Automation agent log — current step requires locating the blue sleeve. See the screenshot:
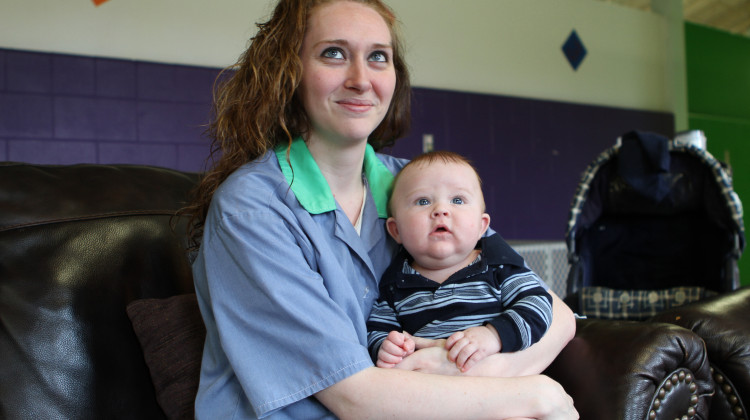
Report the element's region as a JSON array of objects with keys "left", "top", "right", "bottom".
[
  {"left": 366, "top": 293, "right": 401, "bottom": 362},
  {"left": 486, "top": 266, "right": 553, "bottom": 352}
]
